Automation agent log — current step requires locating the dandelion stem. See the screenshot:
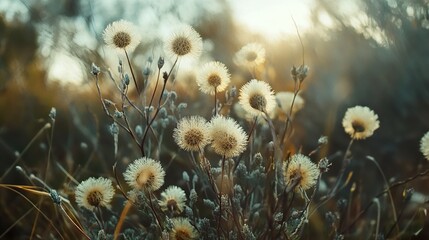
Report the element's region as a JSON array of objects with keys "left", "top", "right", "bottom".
[
  {"left": 124, "top": 49, "right": 140, "bottom": 94},
  {"left": 147, "top": 67, "right": 161, "bottom": 116},
  {"left": 330, "top": 139, "right": 354, "bottom": 196},
  {"left": 214, "top": 87, "right": 218, "bottom": 116},
  {"left": 280, "top": 80, "right": 302, "bottom": 148},
  {"left": 217, "top": 155, "right": 226, "bottom": 235},
  {"left": 367, "top": 156, "right": 399, "bottom": 235},
  {"left": 373, "top": 198, "right": 381, "bottom": 238}
]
